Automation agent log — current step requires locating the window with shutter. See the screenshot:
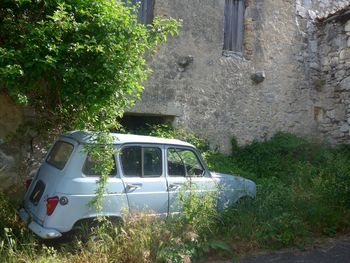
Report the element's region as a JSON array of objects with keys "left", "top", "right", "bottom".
[
  {"left": 223, "top": 0, "right": 245, "bottom": 54},
  {"left": 131, "top": 0, "right": 155, "bottom": 24}
]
